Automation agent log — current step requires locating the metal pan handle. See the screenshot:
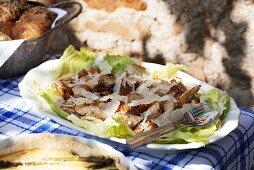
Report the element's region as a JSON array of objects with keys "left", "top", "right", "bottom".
[{"left": 50, "top": 1, "right": 82, "bottom": 30}]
